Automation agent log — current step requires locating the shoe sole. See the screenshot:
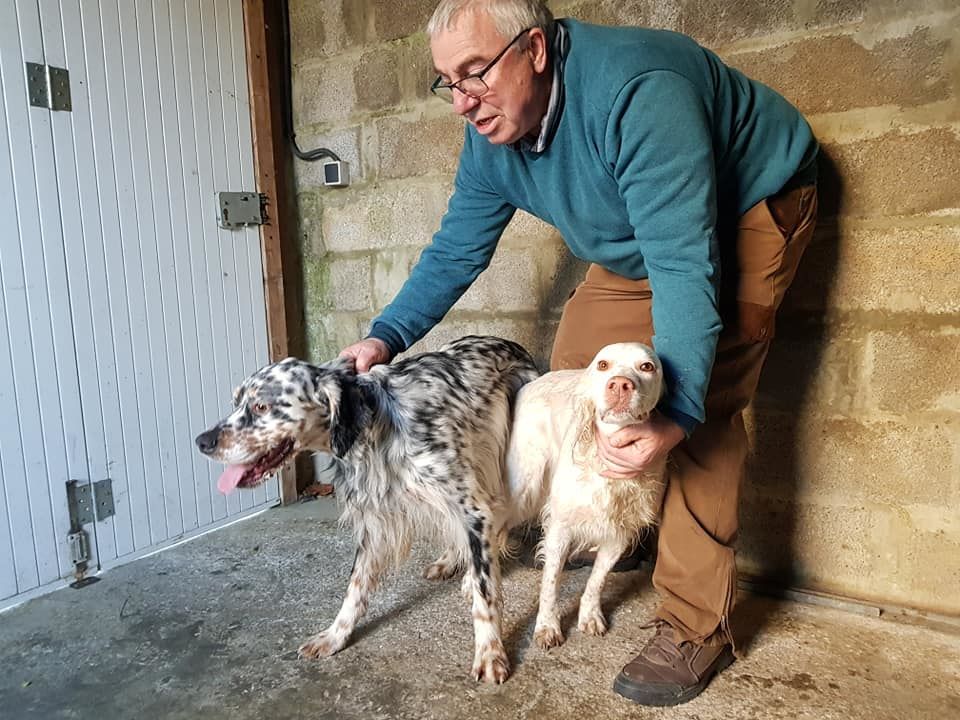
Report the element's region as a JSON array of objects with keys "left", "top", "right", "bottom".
[{"left": 612, "top": 646, "right": 736, "bottom": 707}]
